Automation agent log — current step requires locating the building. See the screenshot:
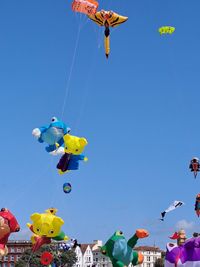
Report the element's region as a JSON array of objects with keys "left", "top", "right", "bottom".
[
  {"left": 134, "top": 246, "right": 163, "bottom": 267},
  {"left": 75, "top": 241, "right": 163, "bottom": 267},
  {"left": 0, "top": 240, "right": 163, "bottom": 267},
  {"left": 0, "top": 240, "right": 32, "bottom": 267}
]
